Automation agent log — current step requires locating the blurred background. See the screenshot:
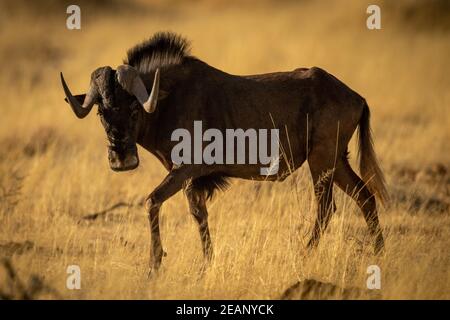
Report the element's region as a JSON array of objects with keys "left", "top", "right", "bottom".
[{"left": 0, "top": 0, "right": 448, "bottom": 299}]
